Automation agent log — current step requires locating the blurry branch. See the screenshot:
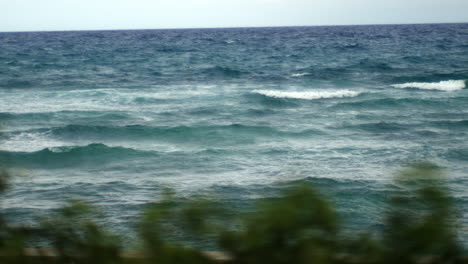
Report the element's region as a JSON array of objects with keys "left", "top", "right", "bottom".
[
  {"left": 0, "top": 168, "right": 33, "bottom": 264},
  {"left": 137, "top": 189, "right": 221, "bottom": 264},
  {"left": 38, "top": 199, "right": 122, "bottom": 264},
  {"left": 0, "top": 163, "right": 465, "bottom": 264},
  {"left": 383, "top": 163, "right": 461, "bottom": 264},
  {"left": 219, "top": 185, "right": 338, "bottom": 264}
]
